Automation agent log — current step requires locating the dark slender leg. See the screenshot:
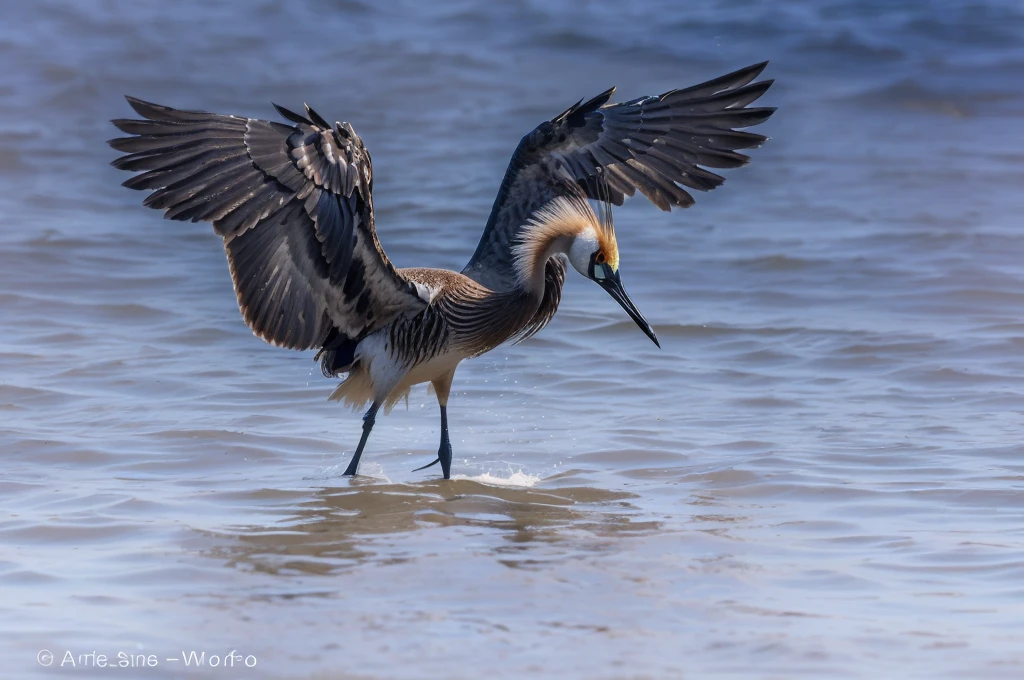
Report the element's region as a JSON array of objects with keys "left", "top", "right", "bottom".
[
  {"left": 412, "top": 405, "right": 453, "bottom": 479},
  {"left": 413, "top": 370, "right": 456, "bottom": 478},
  {"left": 343, "top": 402, "right": 380, "bottom": 477},
  {"left": 437, "top": 405, "right": 452, "bottom": 479}
]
